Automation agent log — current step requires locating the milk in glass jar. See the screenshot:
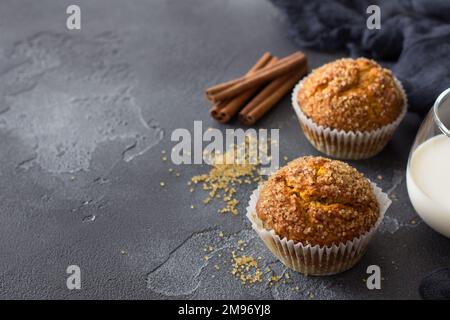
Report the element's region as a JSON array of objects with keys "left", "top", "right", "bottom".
[{"left": 407, "top": 88, "right": 450, "bottom": 238}]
